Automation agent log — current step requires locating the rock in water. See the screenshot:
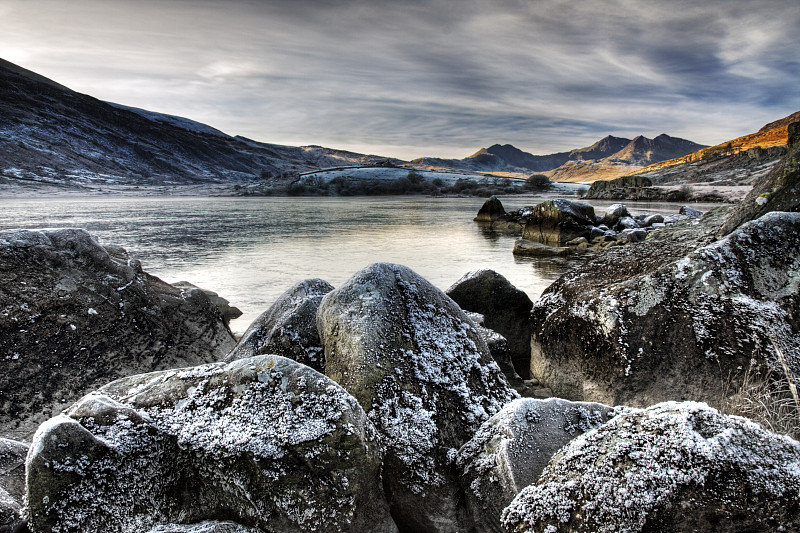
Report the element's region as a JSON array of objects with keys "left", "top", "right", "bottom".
[
  {"left": 0, "top": 229, "right": 236, "bottom": 440},
  {"left": 0, "top": 438, "right": 28, "bottom": 532},
  {"left": 225, "top": 278, "right": 333, "bottom": 371},
  {"left": 446, "top": 269, "right": 533, "bottom": 378},
  {"left": 501, "top": 402, "right": 800, "bottom": 533},
  {"left": 316, "top": 263, "right": 517, "bottom": 533},
  {"left": 530, "top": 211, "right": 800, "bottom": 408},
  {"left": 474, "top": 195, "right": 506, "bottom": 222},
  {"left": 521, "top": 199, "right": 597, "bottom": 246},
  {"left": 25, "top": 355, "right": 396, "bottom": 533},
  {"left": 455, "top": 398, "right": 616, "bottom": 533}
]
